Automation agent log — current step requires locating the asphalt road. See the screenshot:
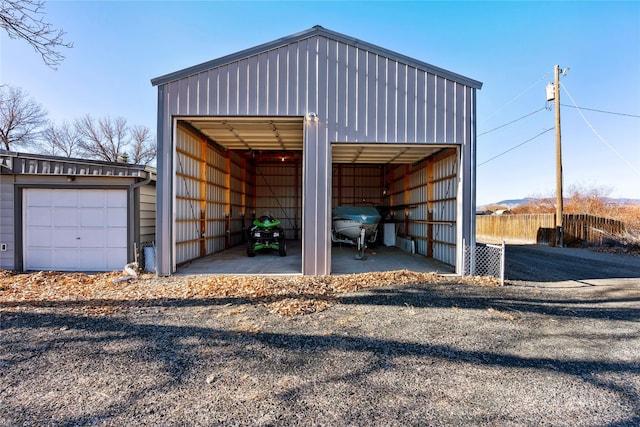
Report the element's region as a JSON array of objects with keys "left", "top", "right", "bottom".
[{"left": 505, "top": 244, "right": 640, "bottom": 287}]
